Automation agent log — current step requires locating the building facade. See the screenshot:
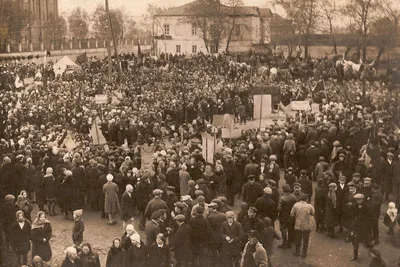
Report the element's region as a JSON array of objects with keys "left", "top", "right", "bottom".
[
  {"left": 16, "top": 0, "right": 59, "bottom": 50},
  {"left": 154, "top": 1, "right": 275, "bottom": 55}
]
